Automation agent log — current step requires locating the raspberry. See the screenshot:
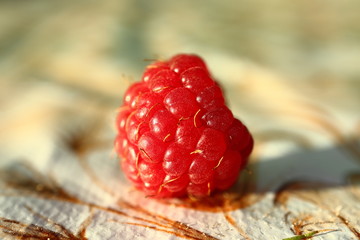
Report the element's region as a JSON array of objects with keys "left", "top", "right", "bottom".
[{"left": 115, "top": 54, "right": 254, "bottom": 198}]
